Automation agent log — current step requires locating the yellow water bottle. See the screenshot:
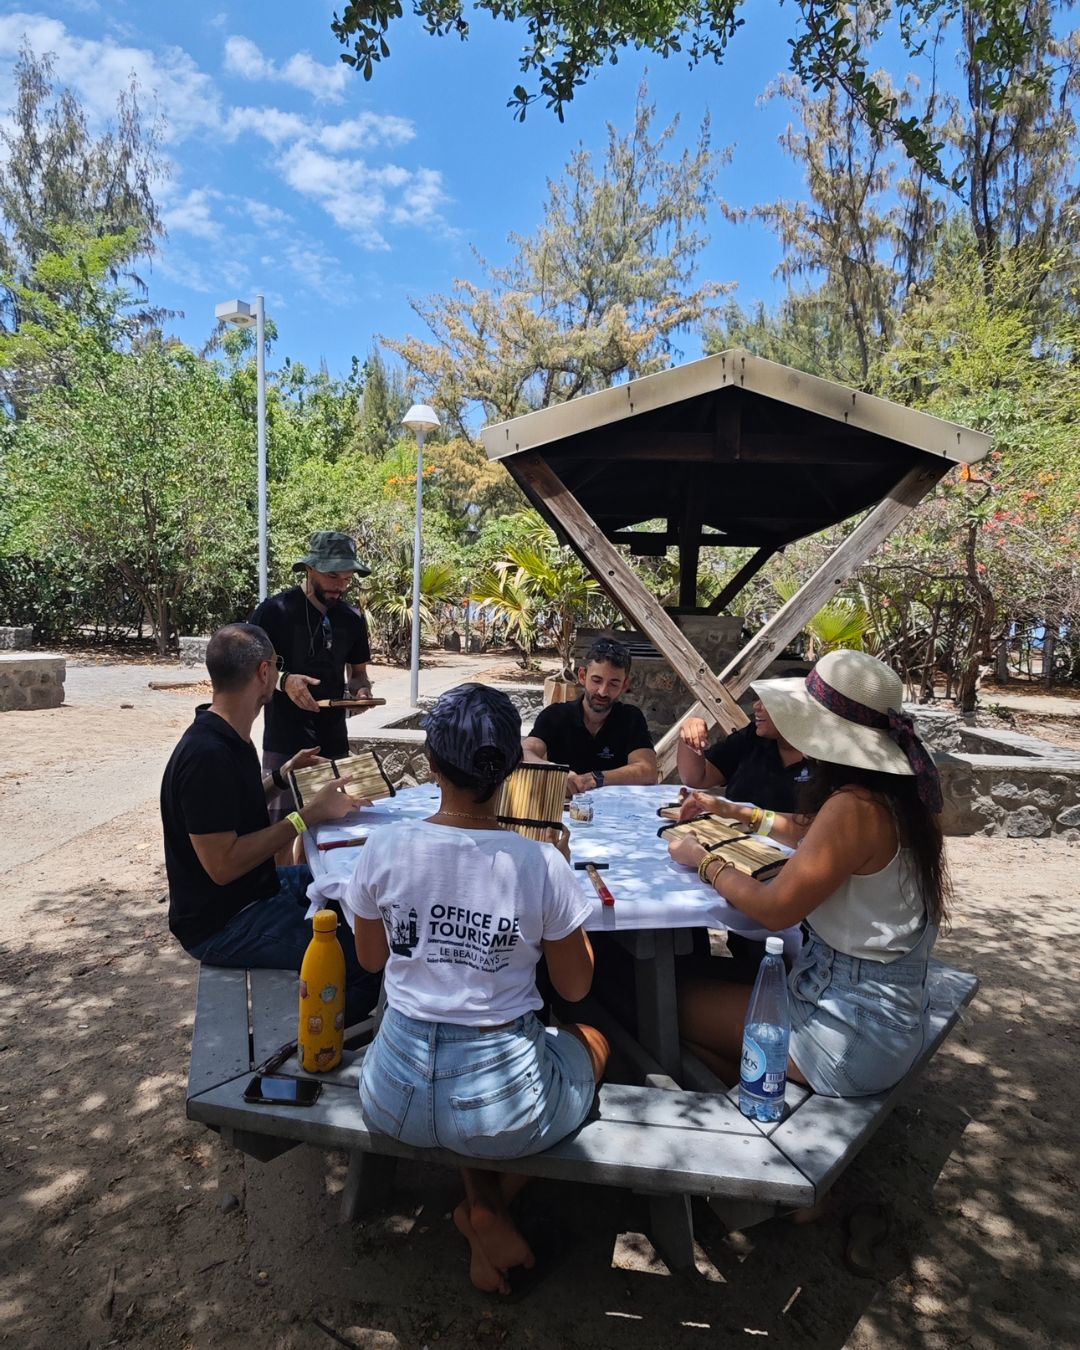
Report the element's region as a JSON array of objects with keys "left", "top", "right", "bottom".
[{"left": 298, "top": 909, "right": 345, "bottom": 1072}]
